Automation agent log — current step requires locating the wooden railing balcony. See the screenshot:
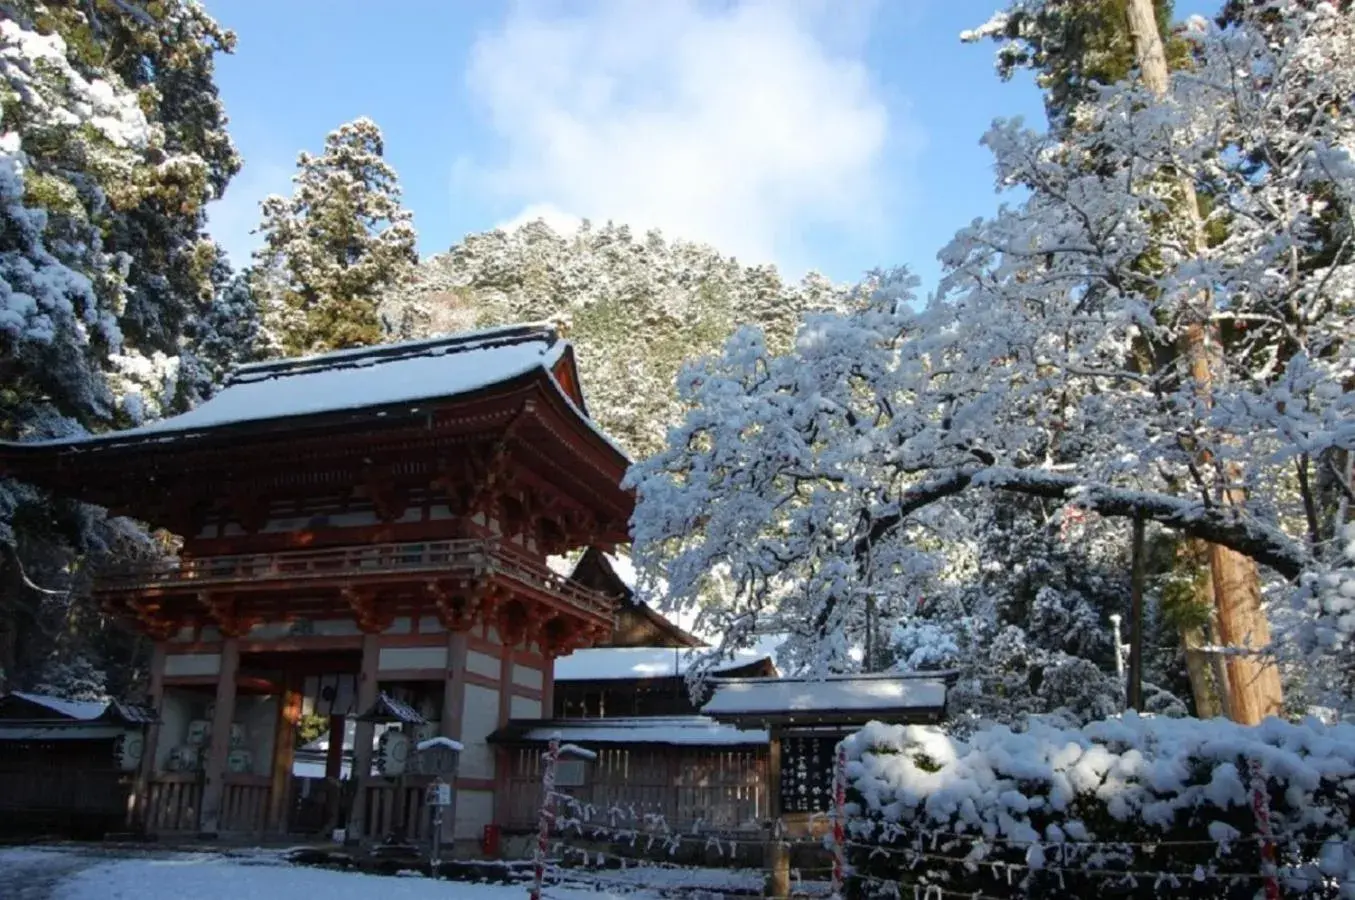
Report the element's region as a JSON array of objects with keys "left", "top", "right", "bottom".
[{"left": 95, "top": 538, "right": 615, "bottom": 621}]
